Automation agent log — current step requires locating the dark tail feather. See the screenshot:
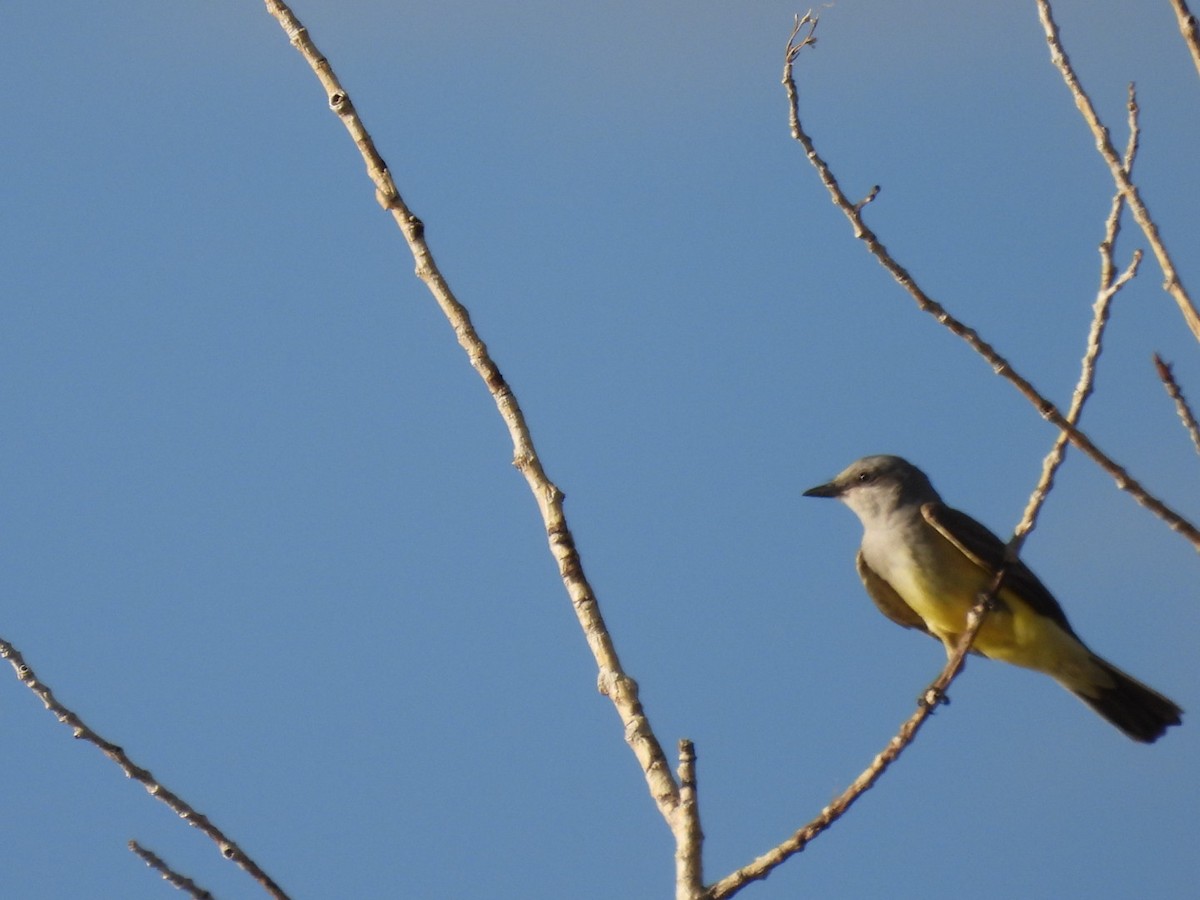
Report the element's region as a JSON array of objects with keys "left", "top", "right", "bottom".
[{"left": 1071, "top": 656, "right": 1183, "bottom": 743}]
